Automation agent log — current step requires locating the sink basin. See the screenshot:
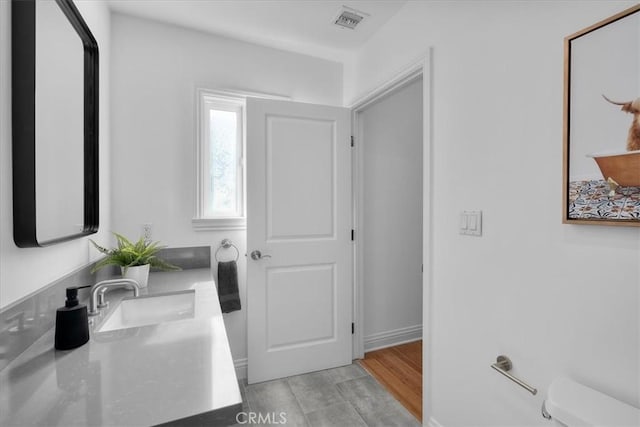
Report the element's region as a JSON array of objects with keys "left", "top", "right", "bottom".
[{"left": 97, "top": 290, "right": 196, "bottom": 332}]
